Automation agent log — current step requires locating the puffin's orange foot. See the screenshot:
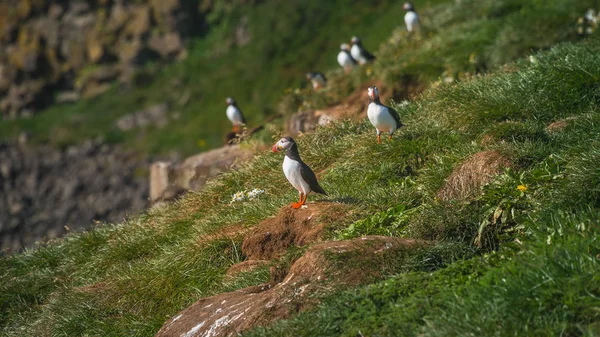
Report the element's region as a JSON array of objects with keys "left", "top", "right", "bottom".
[
  {"left": 291, "top": 202, "right": 302, "bottom": 209},
  {"left": 388, "top": 135, "right": 393, "bottom": 141},
  {"left": 377, "top": 135, "right": 382, "bottom": 144}
]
